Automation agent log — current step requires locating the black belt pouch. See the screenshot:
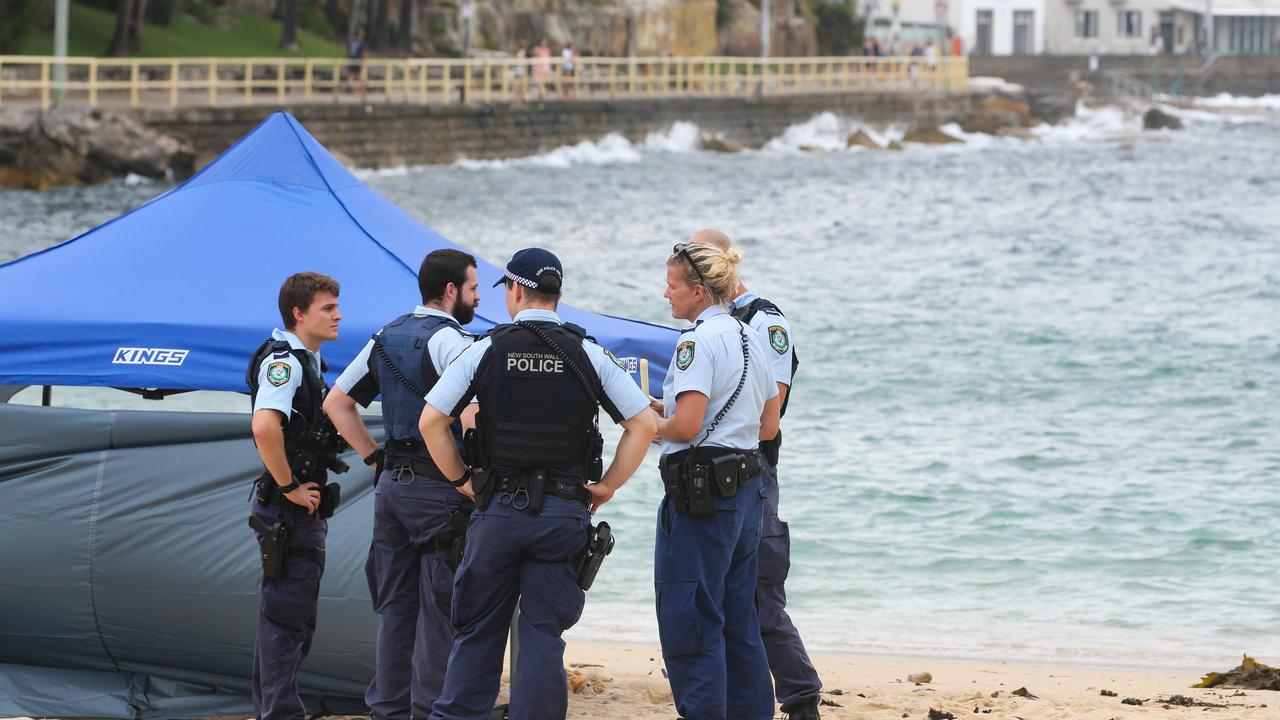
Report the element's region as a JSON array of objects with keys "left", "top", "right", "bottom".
[{"left": 711, "top": 453, "right": 743, "bottom": 499}]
